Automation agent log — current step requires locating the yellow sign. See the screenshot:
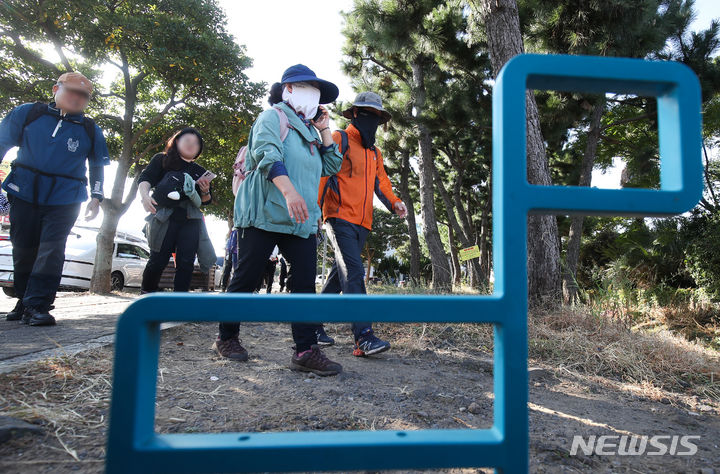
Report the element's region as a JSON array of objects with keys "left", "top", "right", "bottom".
[{"left": 459, "top": 245, "right": 481, "bottom": 261}]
